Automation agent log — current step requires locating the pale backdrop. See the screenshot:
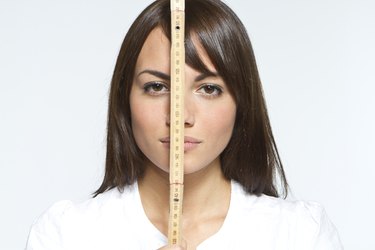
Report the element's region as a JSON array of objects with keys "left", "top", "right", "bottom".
[{"left": 0, "top": 0, "right": 374, "bottom": 249}]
